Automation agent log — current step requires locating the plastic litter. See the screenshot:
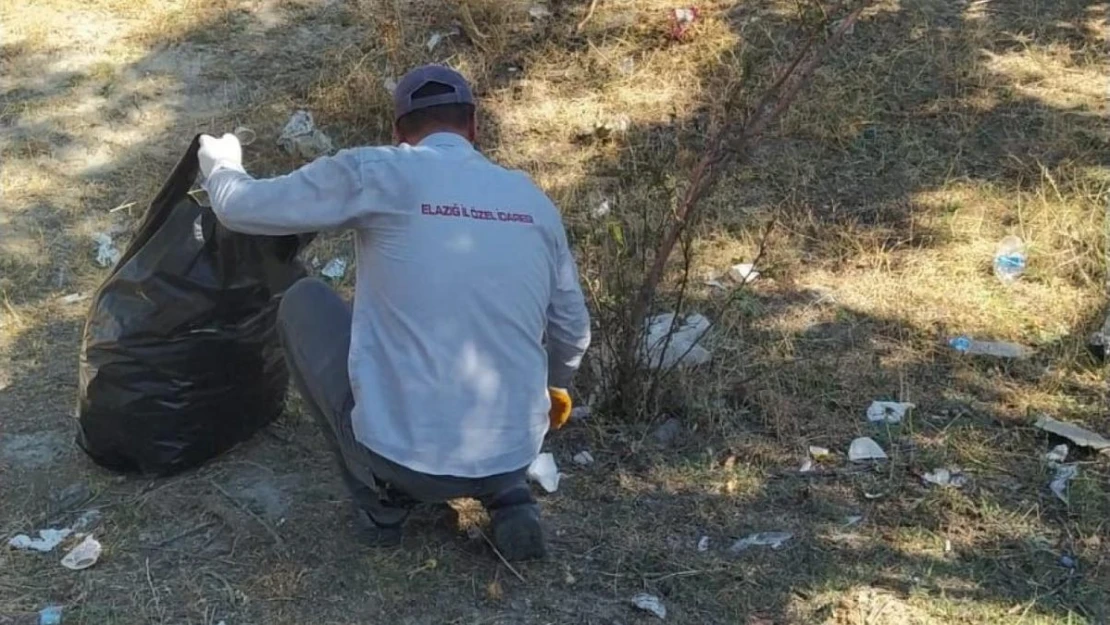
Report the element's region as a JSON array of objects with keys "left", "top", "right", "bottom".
[
  {"left": 844, "top": 516, "right": 864, "bottom": 526},
  {"left": 697, "top": 536, "right": 710, "bottom": 552},
  {"left": 592, "top": 199, "right": 611, "bottom": 219},
  {"left": 730, "top": 531, "right": 793, "bottom": 552},
  {"left": 59, "top": 293, "right": 89, "bottom": 304},
  {"left": 728, "top": 263, "right": 759, "bottom": 284},
  {"left": 569, "top": 406, "right": 591, "bottom": 421},
  {"left": 669, "top": 7, "right": 699, "bottom": 40},
  {"left": 528, "top": 5, "right": 552, "bottom": 18},
  {"left": 277, "top": 110, "right": 336, "bottom": 159},
  {"left": 1049, "top": 463, "right": 1078, "bottom": 503},
  {"left": 631, "top": 593, "right": 667, "bottom": 620},
  {"left": 922, "top": 467, "right": 967, "bottom": 488},
  {"left": 643, "top": 313, "right": 711, "bottom": 369},
  {"left": 799, "top": 459, "right": 814, "bottom": 473},
  {"left": 8, "top": 529, "right": 73, "bottom": 552},
  {"left": 77, "top": 136, "right": 311, "bottom": 476},
  {"left": 60, "top": 535, "right": 101, "bottom": 570},
  {"left": 92, "top": 233, "right": 121, "bottom": 268},
  {"left": 993, "top": 235, "right": 1027, "bottom": 284},
  {"left": 71, "top": 510, "right": 102, "bottom": 533},
  {"left": 7, "top": 510, "right": 101, "bottom": 553},
  {"left": 808, "top": 446, "right": 831, "bottom": 459},
  {"left": 572, "top": 451, "right": 594, "bottom": 466},
  {"left": 233, "top": 126, "right": 257, "bottom": 146},
  {"left": 39, "top": 606, "right": 63, "bottom": 625},
  {"left": 948, "top": 336, "right": 1028, "bottom": 358},
  {"left": 1034, "top": 415, "right": 1110, "bottom": 452},
  {"left": 527, "top": 453, "right": 562, "bottom": 493},
  {"left": 321, "top": 257, "right": 347, "bottom": 280},
  {"left": 848, "top": 437, "right": 887, "bottom": 462},
  {"left": 867, "top": 401, "right": 914, "bottom": 424},
  {"left": 1044, "top": 444, "right": 1068, "bottom": 463}
]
